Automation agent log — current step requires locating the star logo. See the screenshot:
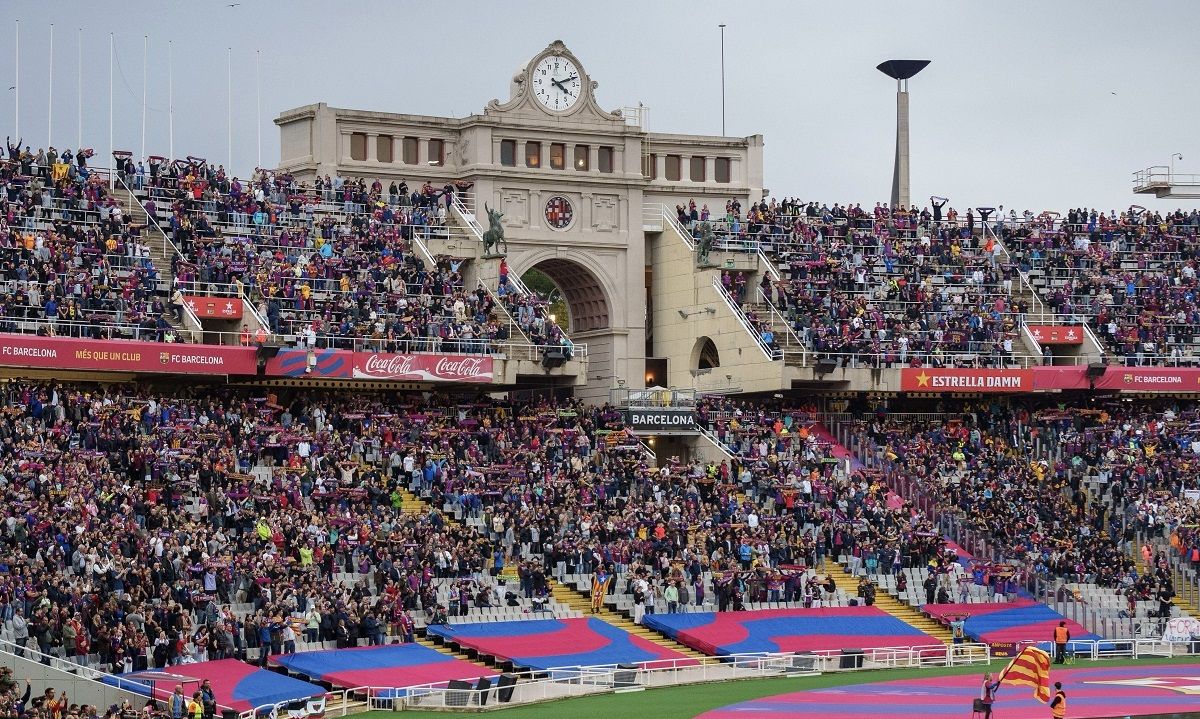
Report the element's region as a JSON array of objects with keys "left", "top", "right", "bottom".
[
  {"left": 915, "top": 371, "right": 931, "bottom": 388},
  {"left": 1066, "top": 329, "right": 1078, "bottom": 340},
  {"left": 1086, "top": 676, "right": 1200, "bottom": 695},
  {"left": 1031, "top": 329, "right": 1043, "bottom": 340},
  {"left": 222, "top": 302, "right": 235, "bottom": 316}
]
